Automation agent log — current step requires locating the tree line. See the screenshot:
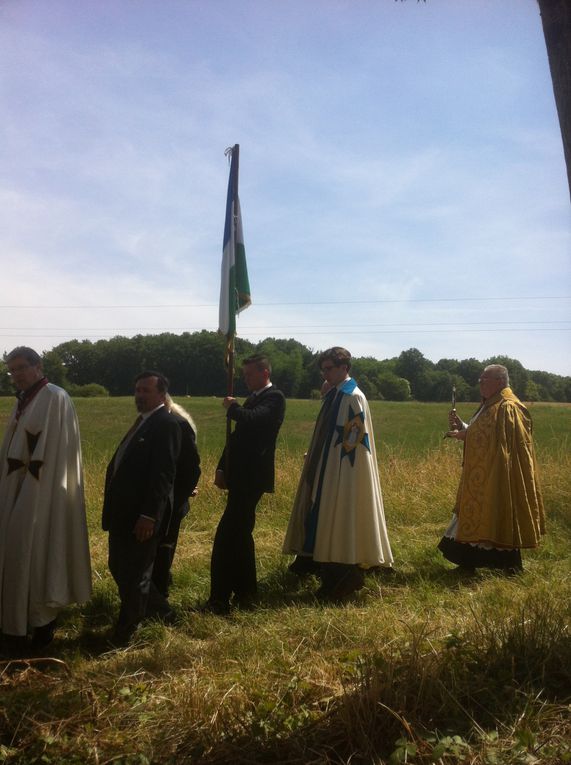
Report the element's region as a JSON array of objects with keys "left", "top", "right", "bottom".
[{"left": 1, "top": 331, "right": 570, "bottom": 402}]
